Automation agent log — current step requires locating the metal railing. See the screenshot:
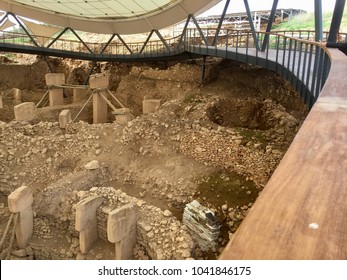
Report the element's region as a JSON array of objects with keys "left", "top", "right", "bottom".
[
  {"left": 0, "top": 28, "right": 334, "bottom": 108},
  {"left": 184, "top": 28, "right": 332, "bottom": 109}
]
